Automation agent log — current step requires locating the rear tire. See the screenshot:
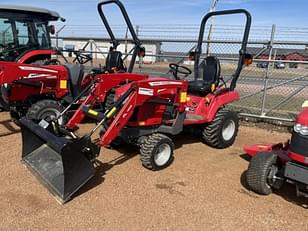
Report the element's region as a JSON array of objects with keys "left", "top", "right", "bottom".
[
  {"left": 246, "top": 152, "right": 278, "bottom": 195},
  {"left": 202, "top": 108, "right": 239, "bottom": 148},
  {"left": 26, "top": 99, "right": 66, "bottom": 125},
  {"left": 140, "top": 133, "right": 174, "bottom": 171}
]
